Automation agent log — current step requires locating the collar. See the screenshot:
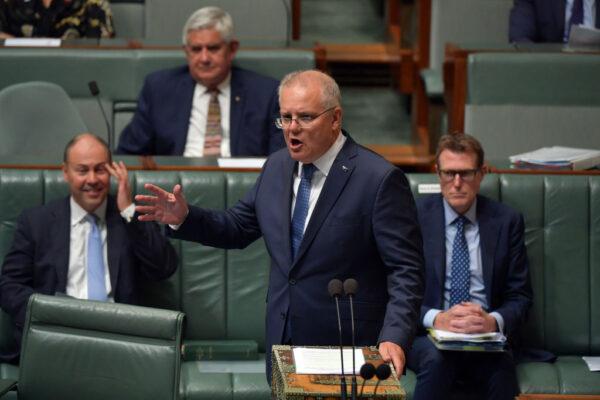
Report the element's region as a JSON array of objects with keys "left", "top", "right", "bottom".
[
  {"left": 70, "top": 197, "right": 107, "bottom": 227},
  {"left": 197, "top": 72, "right": 231, "bottom": 99},
  {"left": 298, "top": 132, "right": 346, "bottom": 177},
  {"left": 443, "top": 196, "right": 477, "bottom": 227}
]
